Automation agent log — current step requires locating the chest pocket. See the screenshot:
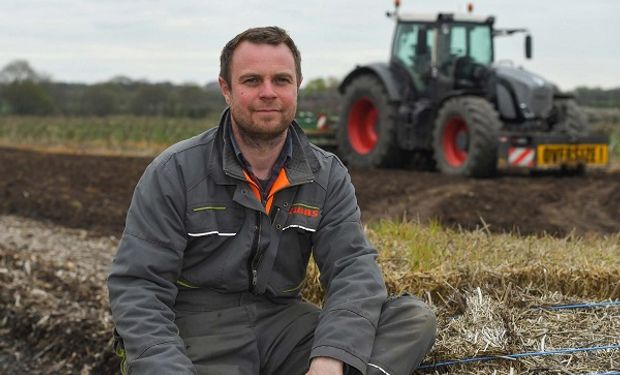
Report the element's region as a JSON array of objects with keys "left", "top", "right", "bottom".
[
  {"left": 282, "top": 202, "right": 321, "bottom": 234},
  {"left": 185, "top": 203, "right": 243, "bottom": 238},
  {"left": 181, "top": 202, "right": 246, "bottom": 288}
]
